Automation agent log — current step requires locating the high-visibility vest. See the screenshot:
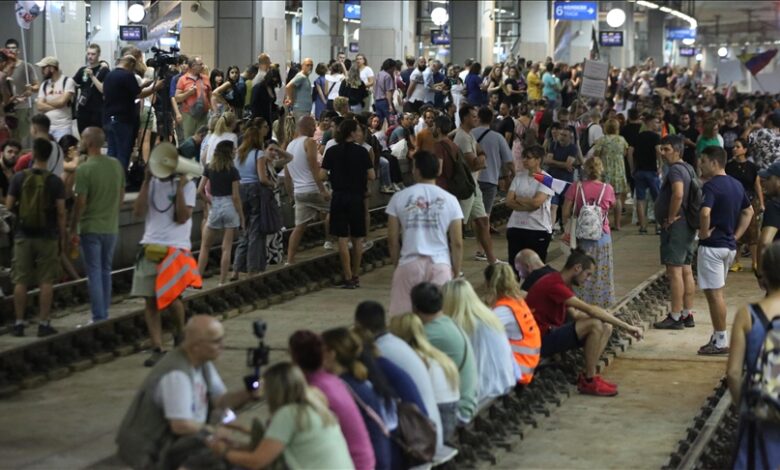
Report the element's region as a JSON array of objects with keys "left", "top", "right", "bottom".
[
  {"left": 155, "top": 247, "right": 202, "bottom": 310},
  {"left": 495, "top": 296, "right": 541, "bottom": 385}
]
